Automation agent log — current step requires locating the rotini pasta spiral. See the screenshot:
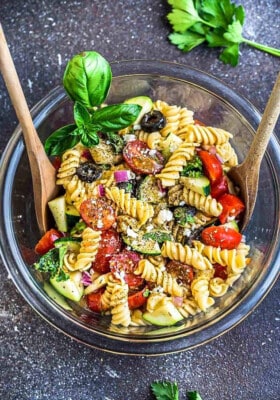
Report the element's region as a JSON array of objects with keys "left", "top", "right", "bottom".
[
  {"left": 183, "top": 188, "right": 223, "bottom": 217},
  {"left": 216, "top": 142, "right": 238, "bottom": 167},
  {"left": 161, "top": 241, "right": 213, "bottom": 271},
  {"left": 209, "top": 277, "right": 229, "bottom": 297},
  {"left": 56, "top": 149, "right": 81, "bottom": 186},
  {"left": 64, "top": 175, "right": 87, "bottom": 209},
  {"left": 156, "top": 143, "right": 196, "bottom": 187},
  {"left": 176, "top": 298, "right": 201, "bottom": 318},
  {"left": 110, "top": 281, "right": 131, "bottom": 327},
  {"left": 154, "top": 100, "right": 181, "bottom": 137},
  {"left": 137, "top": 130, "right": 162, "bottom": 149},
  {"left": 191, "top": 277, "right": 215, "bottom": 311},
  {"left": 177, "top": 124, "right": 233, "bottom": 145},
  {"left": 176, "top": 107, "right": 195, "bottom": 136},
  {"left": 193, "top": 240, "right": 249, "bottom": 273},
  {"left": 74, "top": 227, "right": 101, "bottom": 271},
  {"left": 105, "top": 187, "right": 154, "bottom": 225},
  {"left": 135, "top": 259, "right": 184, "bottom": 297}
]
